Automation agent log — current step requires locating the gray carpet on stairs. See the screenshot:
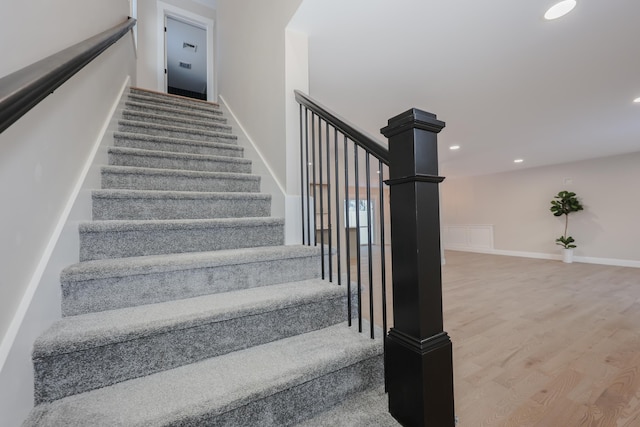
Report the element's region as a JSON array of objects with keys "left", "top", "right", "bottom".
[
  {"left": 25, "top": 324, "right": 384, "bottom": 427},
  {"left": 24, "top": 87, "right": 389, "bottom": 426},
  {"left": 61, "top": 245, "right": 321, "bottom": 315},
  {"left": 113, "top": 132, "right": 244, "bottom": 157}
]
